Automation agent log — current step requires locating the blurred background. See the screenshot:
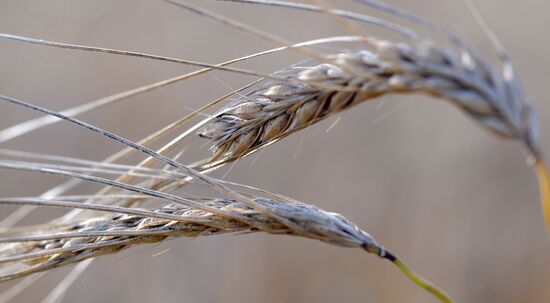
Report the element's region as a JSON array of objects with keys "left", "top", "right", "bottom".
[{"left": 0, "top": 0, "right": 549, "bottom": 302}]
